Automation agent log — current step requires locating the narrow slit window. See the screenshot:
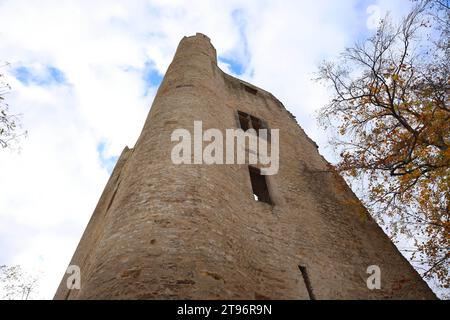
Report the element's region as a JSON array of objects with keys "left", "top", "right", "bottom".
[
  {"left": 244, "top": 85, "right": 258, "bottom": 95},
  {"left": 298, "top": 266, "right": 316, "bottom": 300},
  {"left": 248, "top": 166, "right": 272, "bottom": 204}
]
